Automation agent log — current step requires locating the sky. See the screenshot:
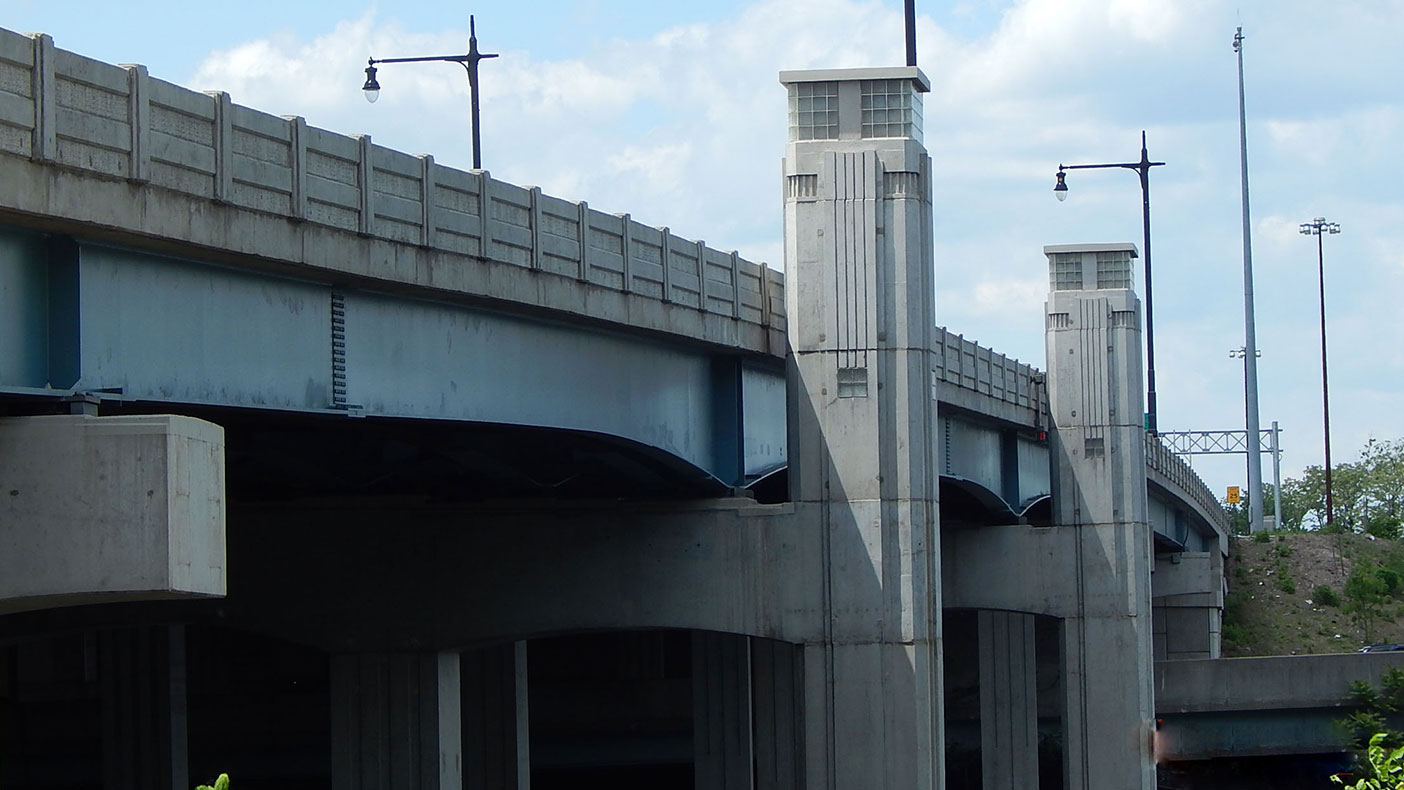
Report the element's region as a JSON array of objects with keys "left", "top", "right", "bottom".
[{"left": 7, "top": 0, "right": 1403, "bottom": 504}]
